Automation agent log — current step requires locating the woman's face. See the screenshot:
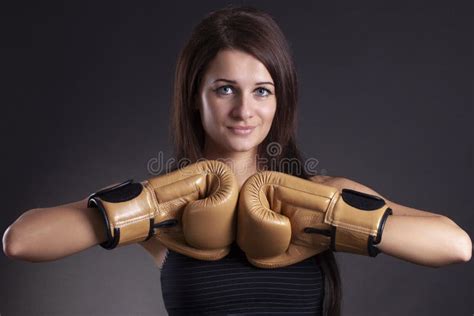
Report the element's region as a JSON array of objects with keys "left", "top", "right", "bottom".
[{"left": 198, "top": 49, "right": 277, "bottom": 155}]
